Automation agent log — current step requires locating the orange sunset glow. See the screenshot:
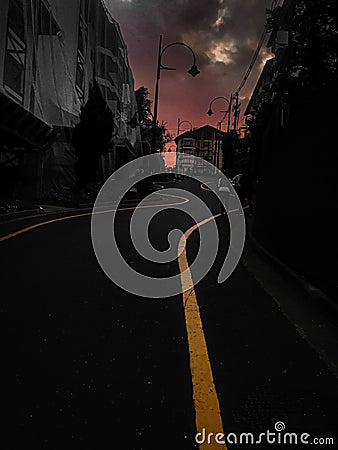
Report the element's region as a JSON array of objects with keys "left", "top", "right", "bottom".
[{"left": 106, "top": 0, "right": 272, "bottom": 140}]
